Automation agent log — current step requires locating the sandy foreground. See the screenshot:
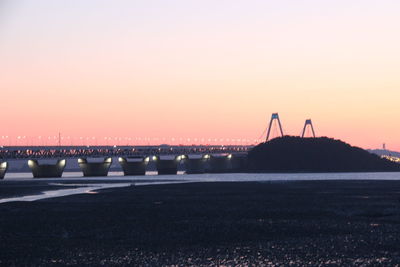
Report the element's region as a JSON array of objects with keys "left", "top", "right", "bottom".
[{"left": 1, "top": 179, "right": 400, "bottom": 266}]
